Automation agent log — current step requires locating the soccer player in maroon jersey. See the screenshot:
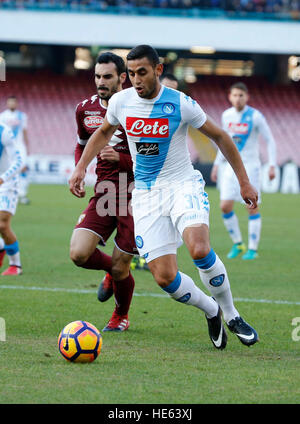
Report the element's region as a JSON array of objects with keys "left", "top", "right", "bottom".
[{"left": 69, "top": 52, "right": 137, "bottom": 332}]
